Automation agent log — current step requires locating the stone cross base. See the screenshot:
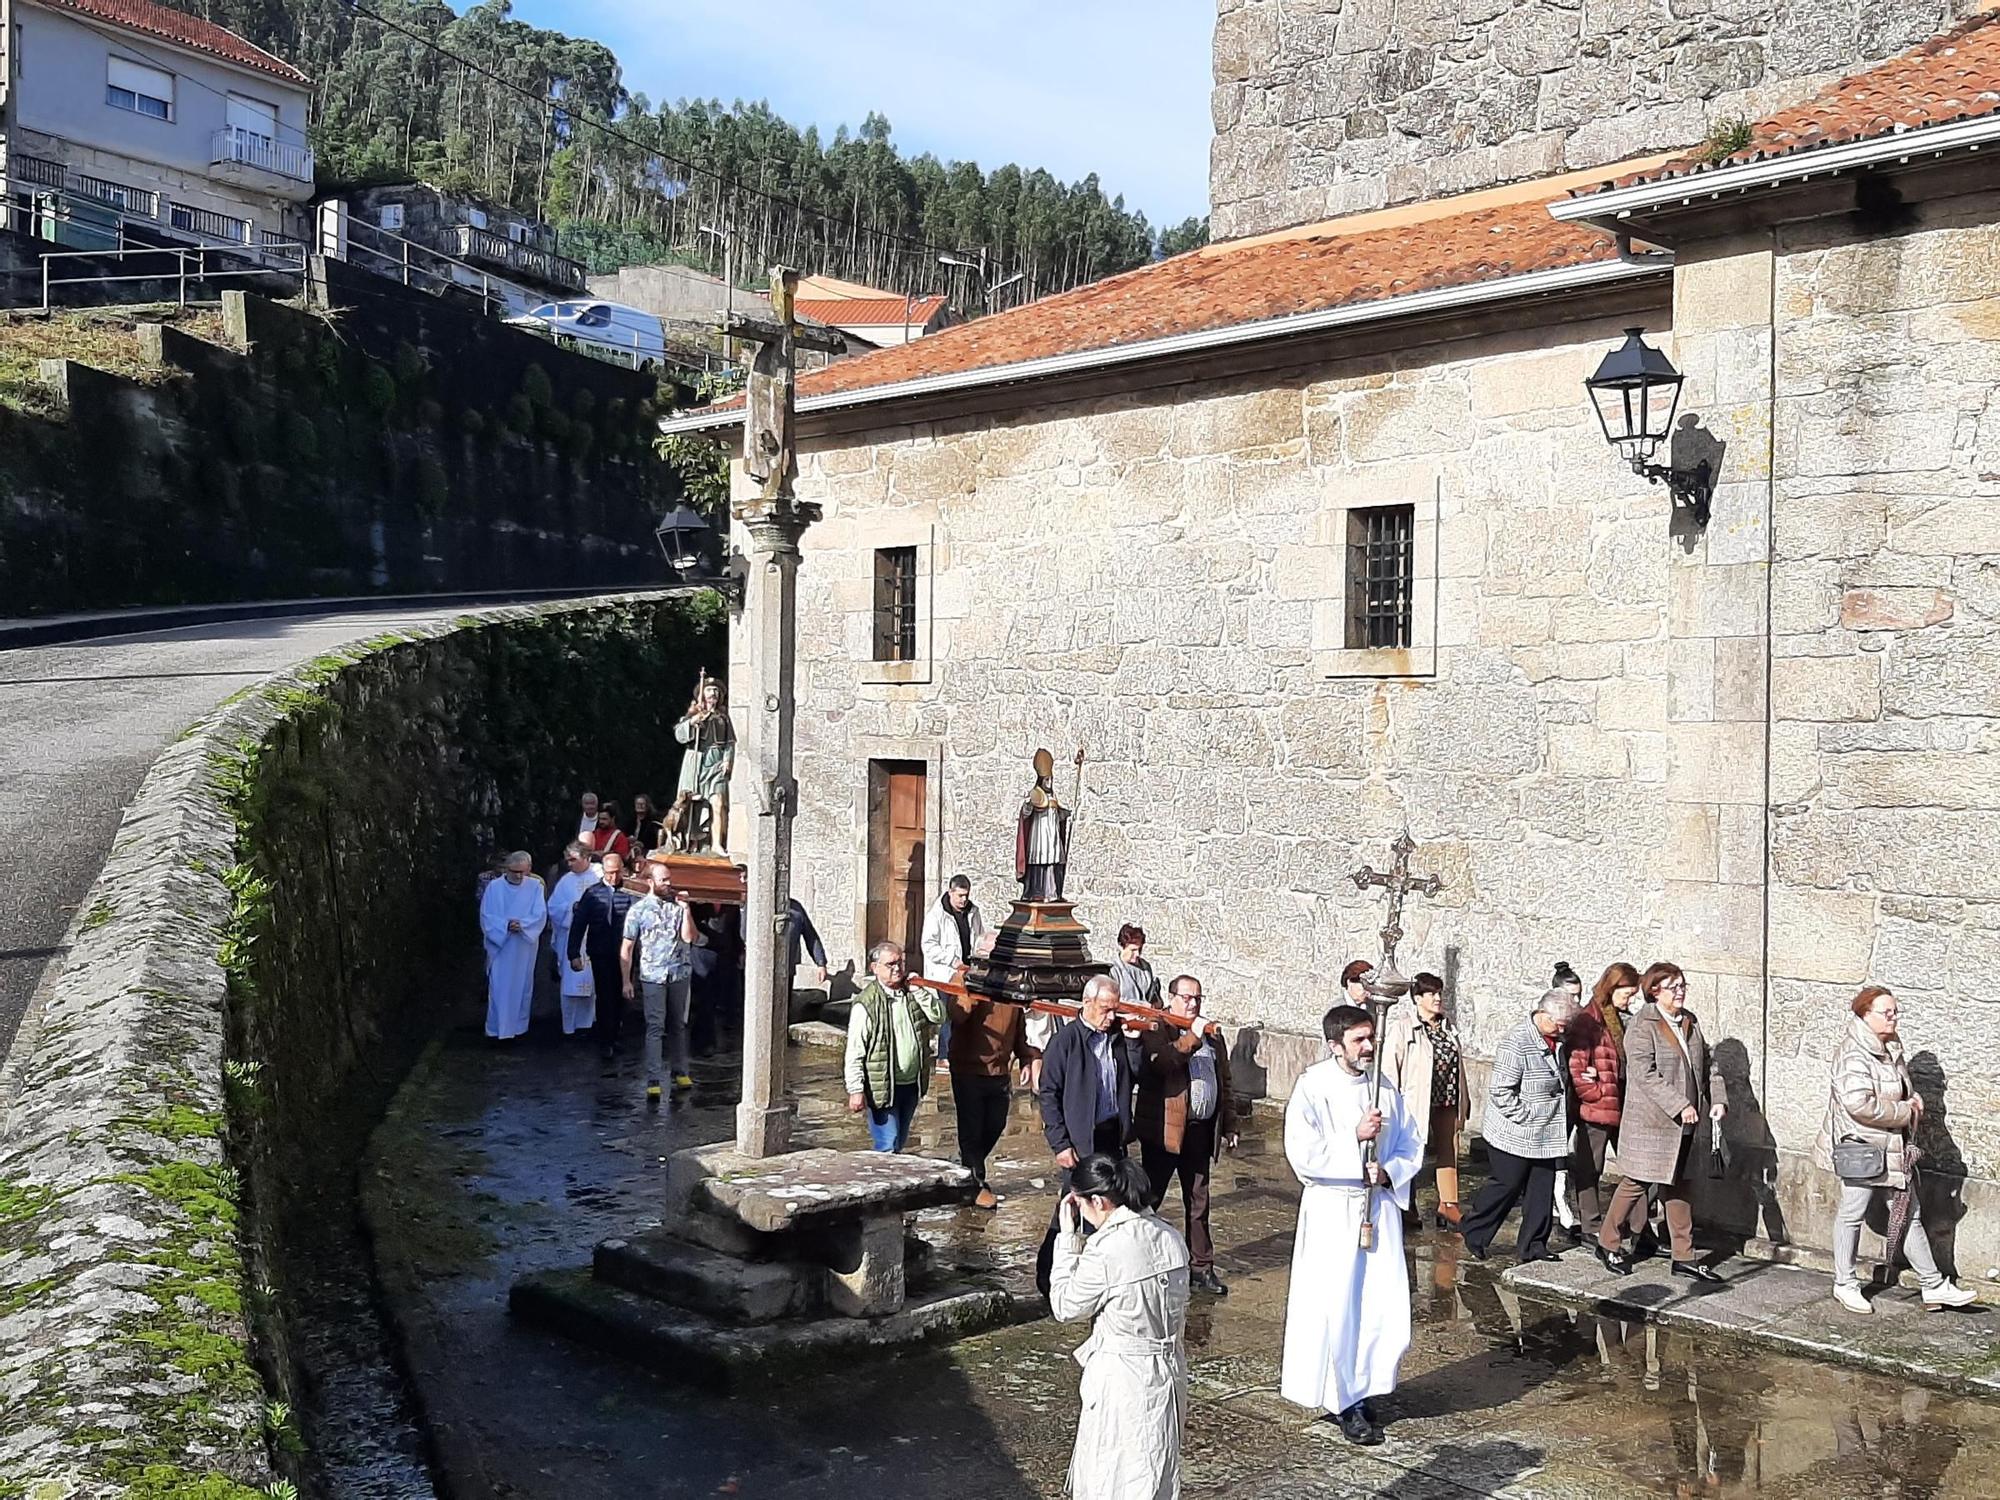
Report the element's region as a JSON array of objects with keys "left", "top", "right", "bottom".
[{"left": 508, "top": 1144, "right": 1028, "bottom": 1386}]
